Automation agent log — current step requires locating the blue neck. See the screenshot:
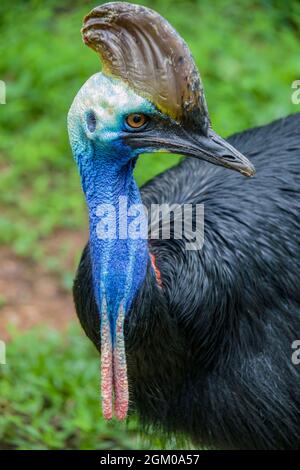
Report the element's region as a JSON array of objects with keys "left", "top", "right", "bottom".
[{"left": 83, "top": 152, "right": 149, "bottom": 341}]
